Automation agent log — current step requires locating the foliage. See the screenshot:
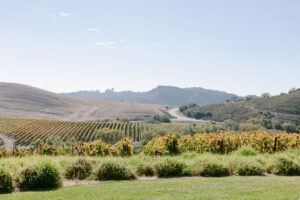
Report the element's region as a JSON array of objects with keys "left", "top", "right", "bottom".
[
  {"left": 239, "top": 123, "right": 260, "bottom": 132},
  {"left": 152, "top": 115, "right": 171, "bottom": 123},
  {"left": 180, "top": 104, "right": 213, "bottom": 120},
  {"left": 116, "top": 138, "right": 133, "bottom": 157},
  {"left": 176, "top": 132, "right": 300, "bottom": 154},
  {"left": 192, "top": 160, "right": 229, "bottom": 177},
  {"left": 229, "top": 160, "right": 264, "bottom": 176},
  {"left": 282, "top": 123, "right": 297, "bottom": 133},
  {"left": 0, "top": 116, "right": 174, "bottom": 146},
  {"left": 233, "top": 147, "right": 258, "bottom": 156},
  {"left": 136, "top": 163, "right": 154, "bottom": 176},
  {"left": 143, "top": 134, "right": 179, "bottom": 156},
  {"left": 45, "top": 136, "right": 64, "bottom": 147},
  {"left": 83, "top": 140, "right": 118, "bottom": 156},
  {"left": 154, "top": 159, "right": 186, "bottom": 177},
  {"left": 267, "top": 157, "right": 300, "bottom": 176},
  {"left": 16, "top": 161, "right": 61, "bottom": 191},
  {"left": 95, "top": 161, "right": 136, "bottom": 180},
  {"left": 179, "top": 90, "right": 300, "bottom": 127},
  {"left": 64, "top": 159, "right": 93, "bottom": 180},
  {"left": 0, "top": 167, "right": 13, "bottom": 194}
]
